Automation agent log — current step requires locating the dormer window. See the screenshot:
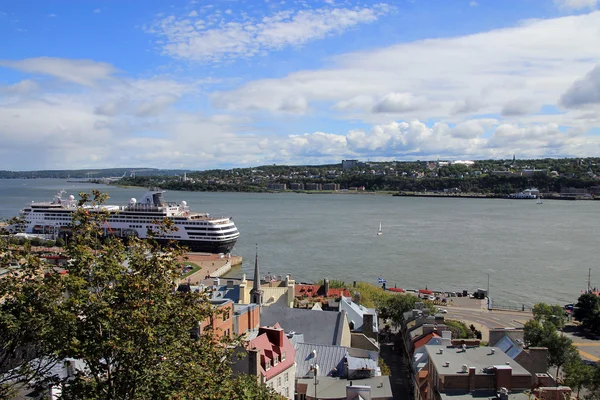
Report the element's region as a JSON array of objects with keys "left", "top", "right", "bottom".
[
  {"left": 265, "top": 361, "right": 271, "bottom": 370},
  {"left": 281, "top": 352, "right": 286, "bottom": 361},
  {"left": 273, "top": 356, "right": 278, "bottom": 366}
]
